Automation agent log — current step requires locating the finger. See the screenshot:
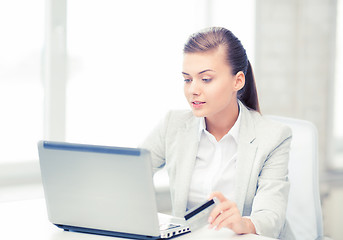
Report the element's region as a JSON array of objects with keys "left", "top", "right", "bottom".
[
  {"left": 210, "top": 209, "right": 235, "bottom": 228},
  {"left": 209, "top": 200, "right": 236, "bottom": 224},
  {"left": 211, "top": 201, "right": 231, "bottom": 217},
  {"left": 215, "top": 211, "right": 241, "bottom": 231},
  {"left": 208, "top": 203, "right": 227, "bottom": 224},
  {"left": 208, "top": 191, "right": 227, "bottom": 202}
]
